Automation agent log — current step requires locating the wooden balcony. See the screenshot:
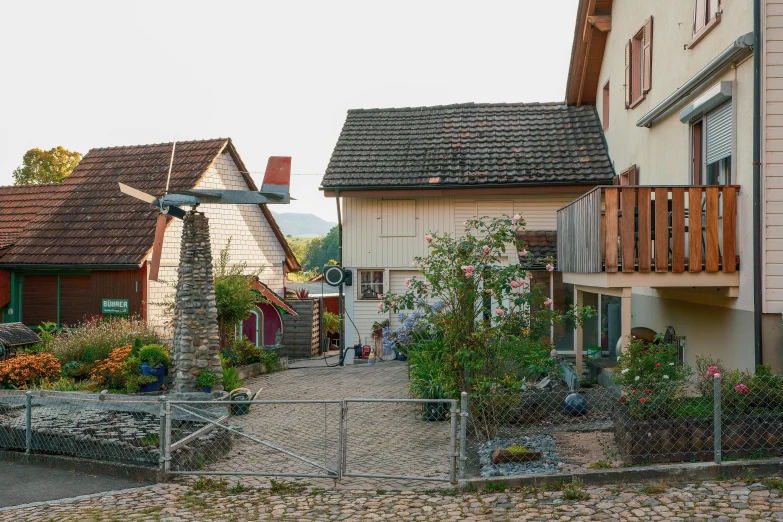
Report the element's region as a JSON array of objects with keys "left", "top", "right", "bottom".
[{"left": 556, "top": 185, "right": 740, "bottom": 290}]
